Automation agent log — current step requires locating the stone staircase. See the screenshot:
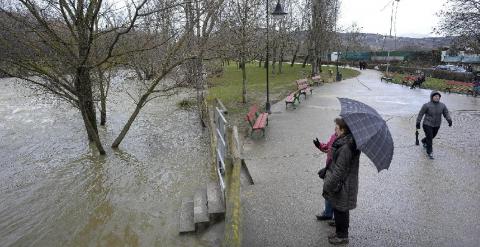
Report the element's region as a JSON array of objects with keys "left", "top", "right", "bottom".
[{"left": 179, "top": 181, "right": 225, "bottom": 233}]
